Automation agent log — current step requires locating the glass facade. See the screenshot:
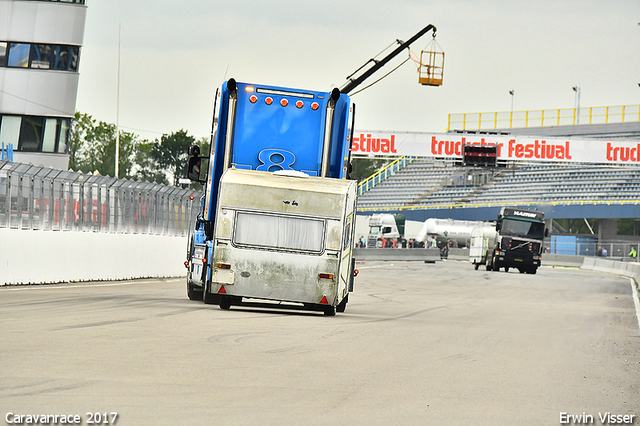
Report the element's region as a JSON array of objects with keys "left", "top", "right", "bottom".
[
  {"left": 0, "top": 115, "right": 70, "bottom": 154},
  {"left": 1, "top": 42, "right": 80, "bottom": 71}
]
